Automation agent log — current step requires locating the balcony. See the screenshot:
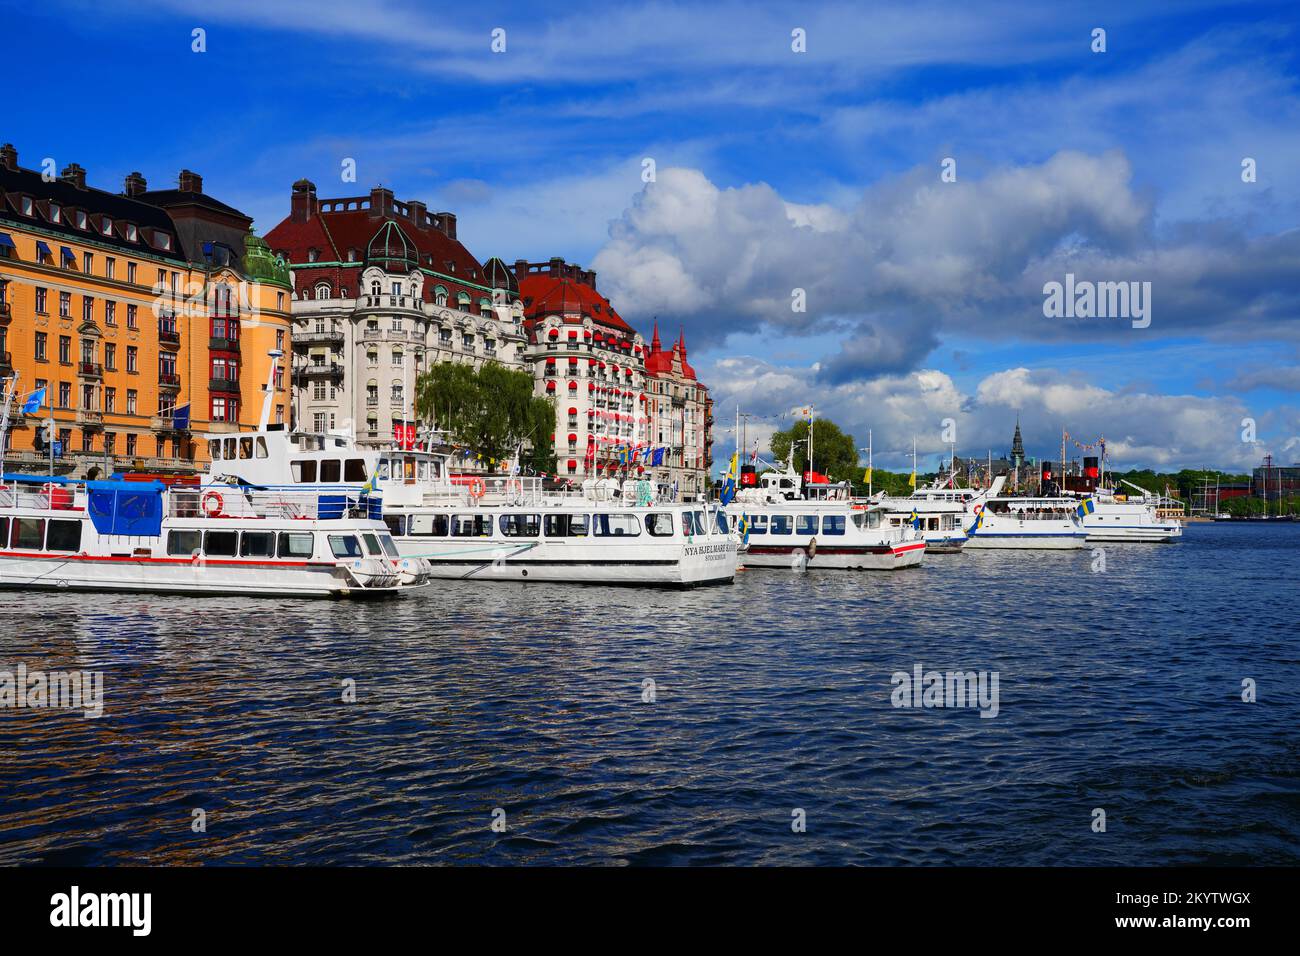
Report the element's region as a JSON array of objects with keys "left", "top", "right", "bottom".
[
  {"left": 78, "top": 361, "right": 103, "bottom": 379},
  {"left": 206, "top": 421, "right": 240, "bottom": 434},
  {"left": 159, "top": 326, "right": 181, "bottom": 347},
  {"left": 359, "top": 294, "right": 422, "bottom": 313},
  {"left": 150, "top": 414, "right": 181, "bottom": 432},
  {"left": 158, "top": 373, "right": 181, "bottom": 390},
  {"left": 293, "top": 328, "right": 344, "bottom": 347},
  {"left": 292, "top": 362, "right": 343, "bottom": 382},
  {"left": 209, "top": 336, "right": 240, "bottom": 352},
  {"left": 209, "top": 377, "right": 241, "bottom": 394},
  {"left": 75, "top": 409, "right": 104, "bottom": 429}
]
